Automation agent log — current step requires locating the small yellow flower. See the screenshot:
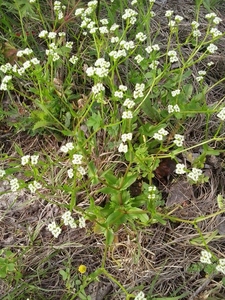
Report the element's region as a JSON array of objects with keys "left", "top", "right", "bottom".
[{"left": 78, "top": 265, "right": 87, "bottom": 274}]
